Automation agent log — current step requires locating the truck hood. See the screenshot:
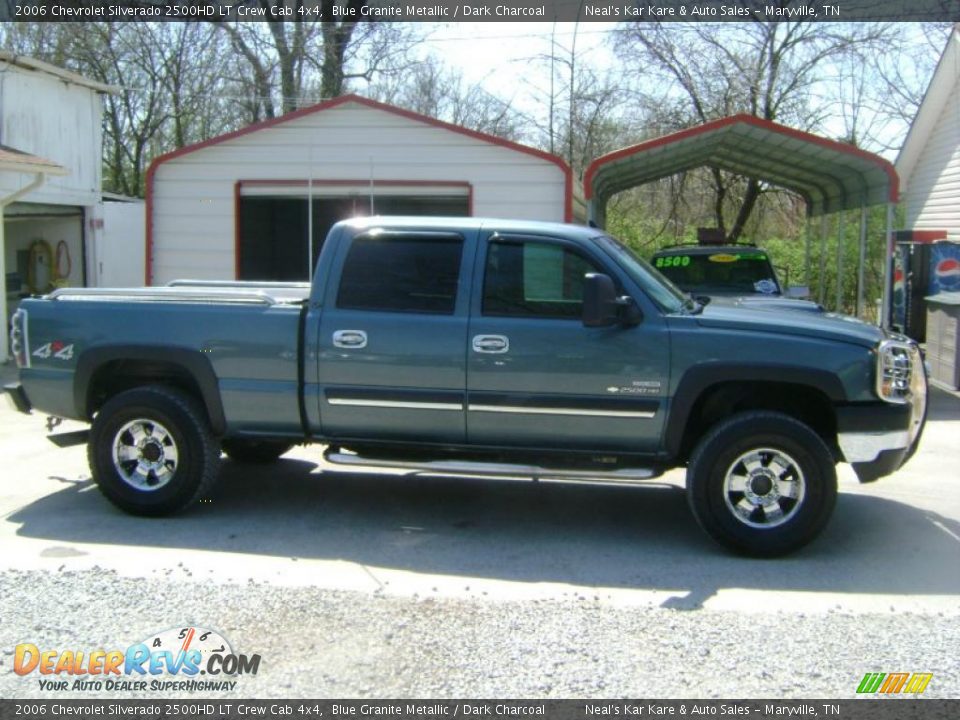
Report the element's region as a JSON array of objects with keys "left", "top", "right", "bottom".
[
  {"left": 724, "top": 295, "right": 824, "bottom": 313},
  {"left": 695, "top": 297, "right": 884, "bottom": 348}
]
